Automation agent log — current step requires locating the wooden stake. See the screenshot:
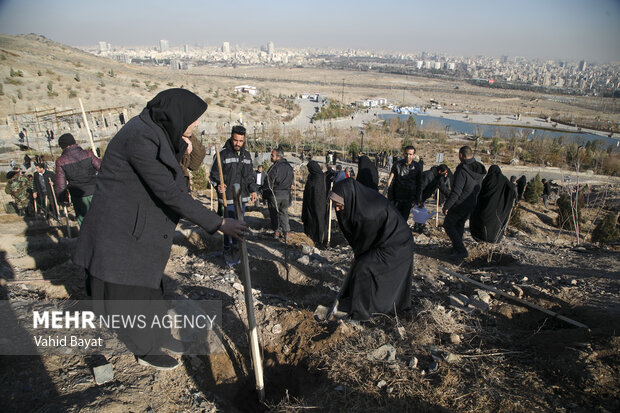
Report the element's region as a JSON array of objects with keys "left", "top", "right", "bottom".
[
  {"left": 215, "top": 146, "right": 227, "bottom": 208},
  {"left": 382, "top": 173, "right": 394, "bottom": 197},
  {"left": 232, "top": 183, "right": 265, "bottom": 402},
  {"left": 78, "top": 98, "right": 97, "bottom": 155},
  {"left": 63, "top": 205, "right": 71, "bottom": 238},
  {"left": 48, "top": 178, "right": 60, "bottom": 223},
  {"left": 439, "top": 267, "right": 589, "bottom": 329},
  {"left": 210, "top": 185, "right": 214, "bottom": 211},
  {"left": 436, "top": 188, "right": 440, "bottom": 227},
  {"left": 327, "top": 199, "right": 333, "bottom": 246}
]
